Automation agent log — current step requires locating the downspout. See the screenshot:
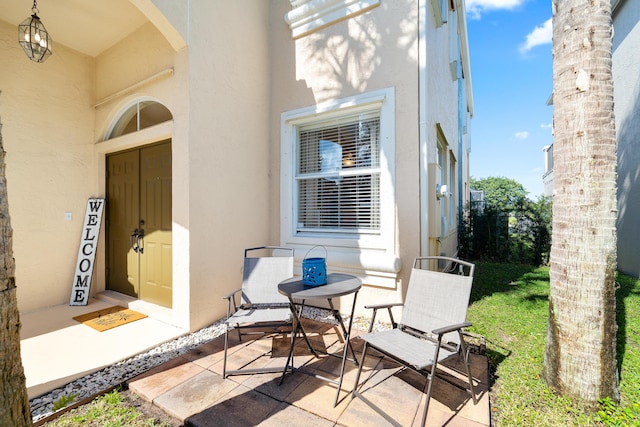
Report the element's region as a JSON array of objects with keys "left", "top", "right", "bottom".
[
  {"left": 419, "top": 0, "right": 429, "bottom": 257},
  {"left": 457, "top": 61, "right": 464, "bottom": 222},
  {"left": 455, "top": 0, "right": 474, "bottom": 233}
]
